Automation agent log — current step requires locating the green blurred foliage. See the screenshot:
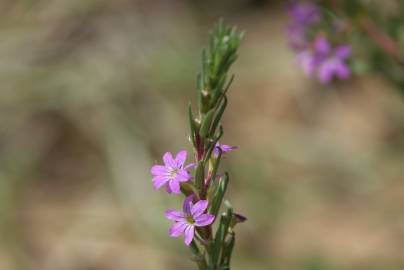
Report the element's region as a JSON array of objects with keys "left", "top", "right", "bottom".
[{"left": 320, "top": 0, "right": 404, "bottom": 90}]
